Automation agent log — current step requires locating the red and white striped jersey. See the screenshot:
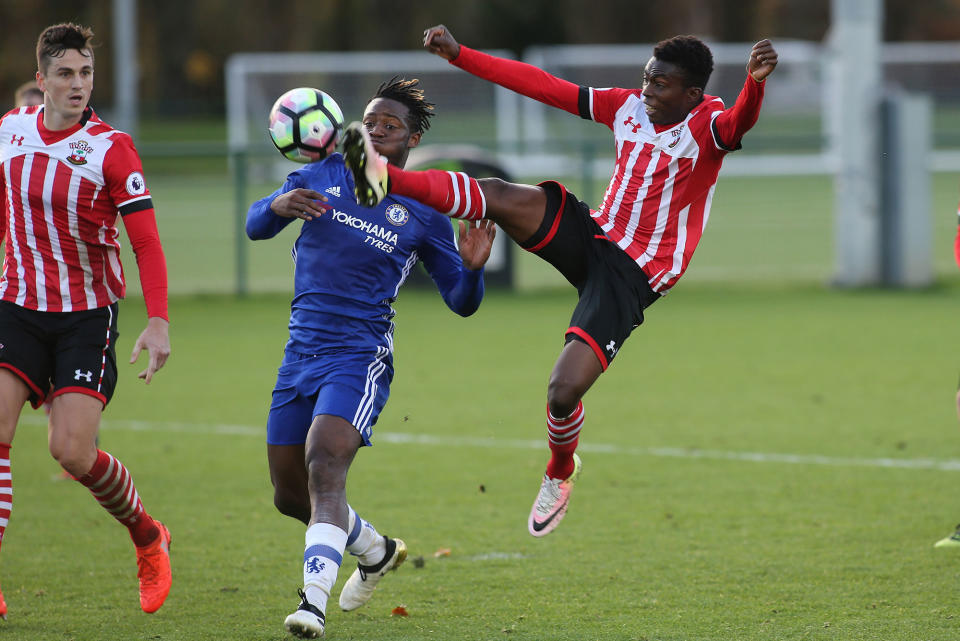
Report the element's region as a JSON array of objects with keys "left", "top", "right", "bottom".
[
  {"left": 587, "top": 83, "right": 761, "bottom": 292},
  {"left": 0, "top": 106, "right": 155, "bottom": 312},
  {"left": 451, "top": 46, "right": 766, "bottom": 293}
]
